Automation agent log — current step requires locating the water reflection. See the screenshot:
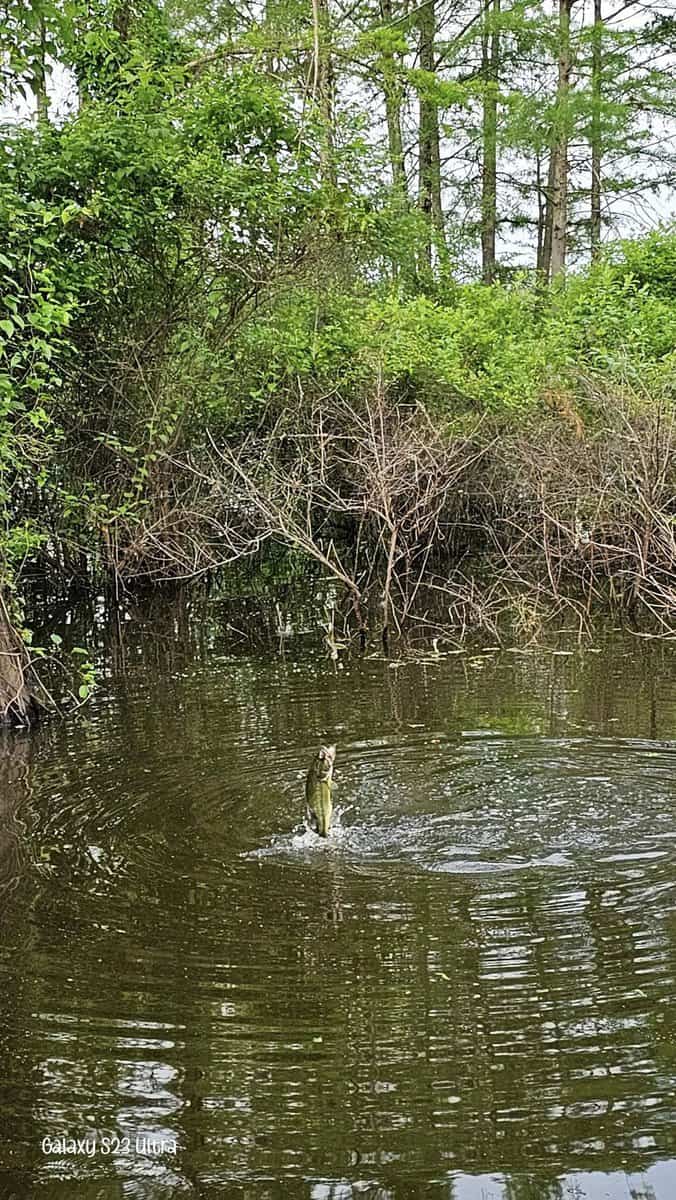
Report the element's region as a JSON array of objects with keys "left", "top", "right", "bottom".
[
  {"left": 0, "top": 612, "right": 674, "bottom": 1198},
  {"left": 0, "top": 732, "right": 34, "bottom": 910}
]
